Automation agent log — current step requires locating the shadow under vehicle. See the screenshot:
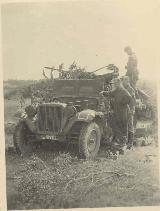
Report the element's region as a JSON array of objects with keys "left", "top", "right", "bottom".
[{"left": 13, "top": 69, "right": 118, "bottom": 159}]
